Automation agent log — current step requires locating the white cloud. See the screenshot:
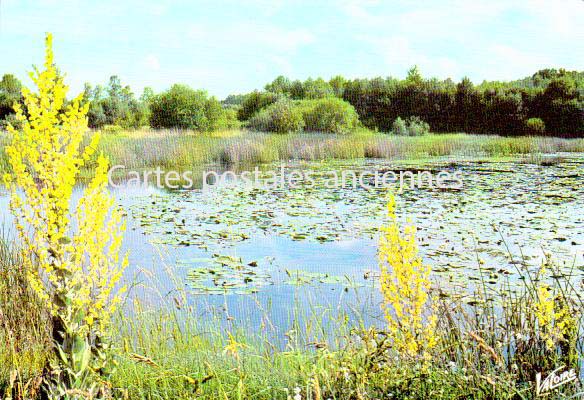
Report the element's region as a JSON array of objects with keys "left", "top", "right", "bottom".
[
  {"left": 340, "top": 0, "right": 383, "bottom": 26},
  {"left": 187, "top": 23, "right": 314, "bottom": 54},
  {"left": 145, "top": 54, "right": 160, "bottom": 71},
  {"left": 519, "top": 0, "right": 584, "bottom": 37},
  {"left": 362, "top": 35, "right": 461, "bottom": 79},
  {"left": 483, "top": 45, "right": 551, "bottom": 80}
]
